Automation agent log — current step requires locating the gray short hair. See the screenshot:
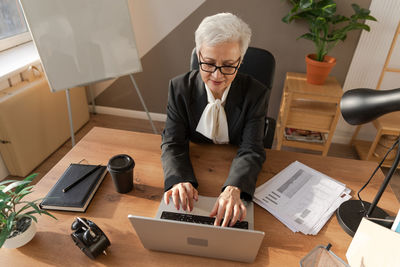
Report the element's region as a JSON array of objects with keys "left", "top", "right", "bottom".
[{"left": 195, "top": 13, "right": 252, "bottom": 58}]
